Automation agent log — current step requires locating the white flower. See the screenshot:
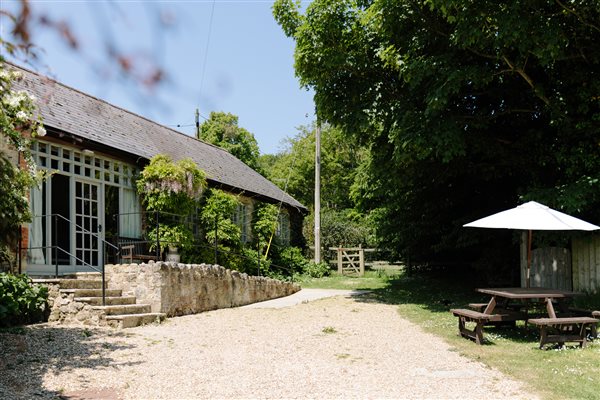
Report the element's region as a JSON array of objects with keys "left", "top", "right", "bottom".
[
  {"left": 36, "top": 126, "right": 47, "bottom": 137},
  {"left": 15, "top": 110, "right": 28, "bottom": 121},
  {"left": 4, "top": 93, "right": 20, "bottom": 107}
]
